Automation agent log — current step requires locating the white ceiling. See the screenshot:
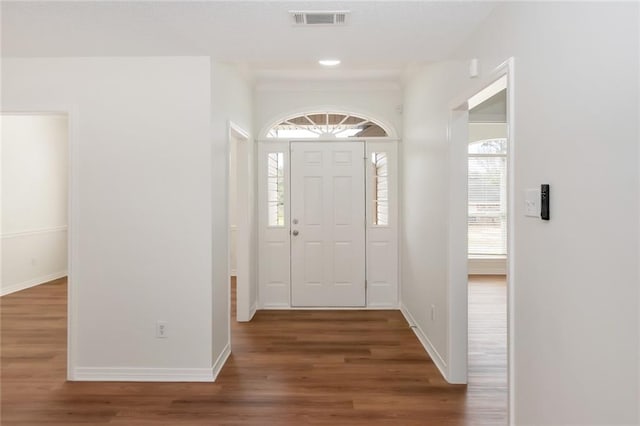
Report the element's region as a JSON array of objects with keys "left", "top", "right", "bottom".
[{"left": 1, "top": 1, "right": 499, "bottom": 82}]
